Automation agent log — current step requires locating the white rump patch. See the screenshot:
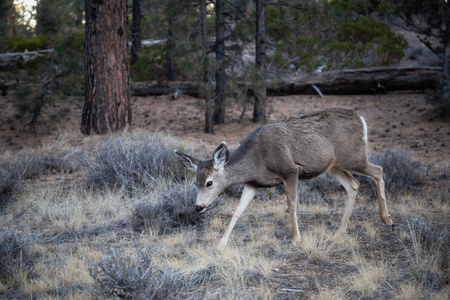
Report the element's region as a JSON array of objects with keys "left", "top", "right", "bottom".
[{"left": 360, "top": 116, "right": 368, "bottom": 143}]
